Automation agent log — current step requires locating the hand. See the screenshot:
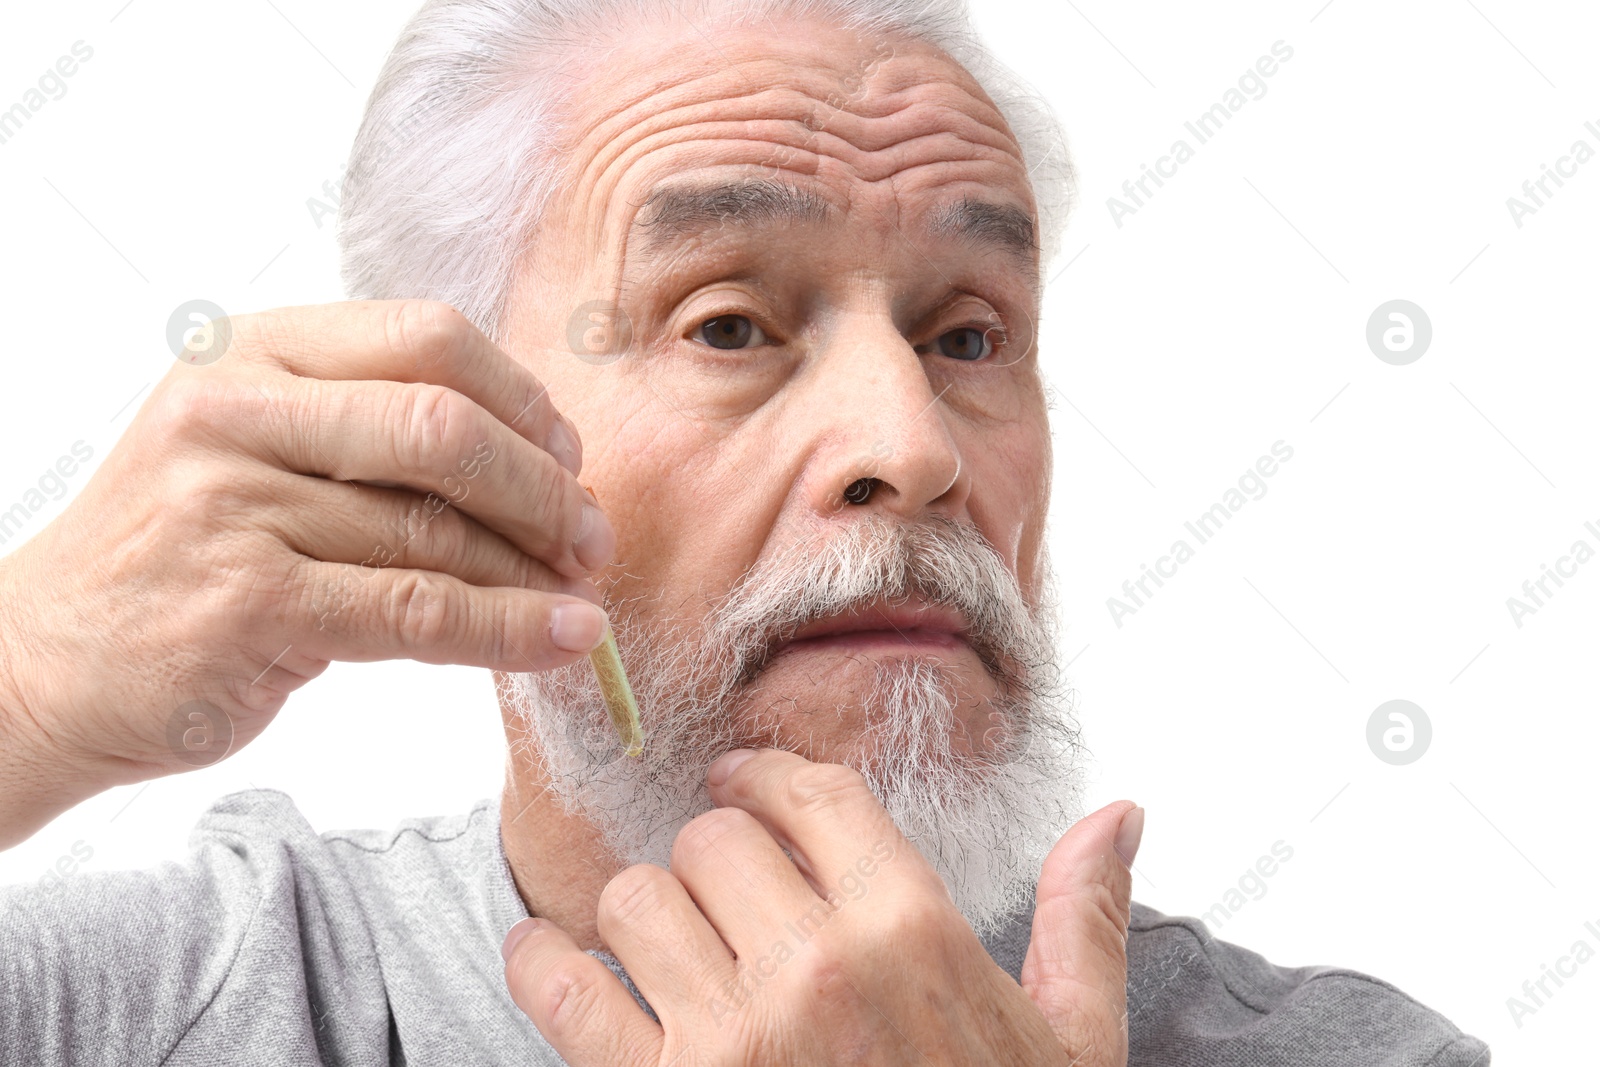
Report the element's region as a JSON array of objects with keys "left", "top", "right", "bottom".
[
  {"left": 0, "top": 300, "right": 613, "bottom": 846},
  {"left": 502, "top": 749, "right": 1140, "bottom": 1065}
]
